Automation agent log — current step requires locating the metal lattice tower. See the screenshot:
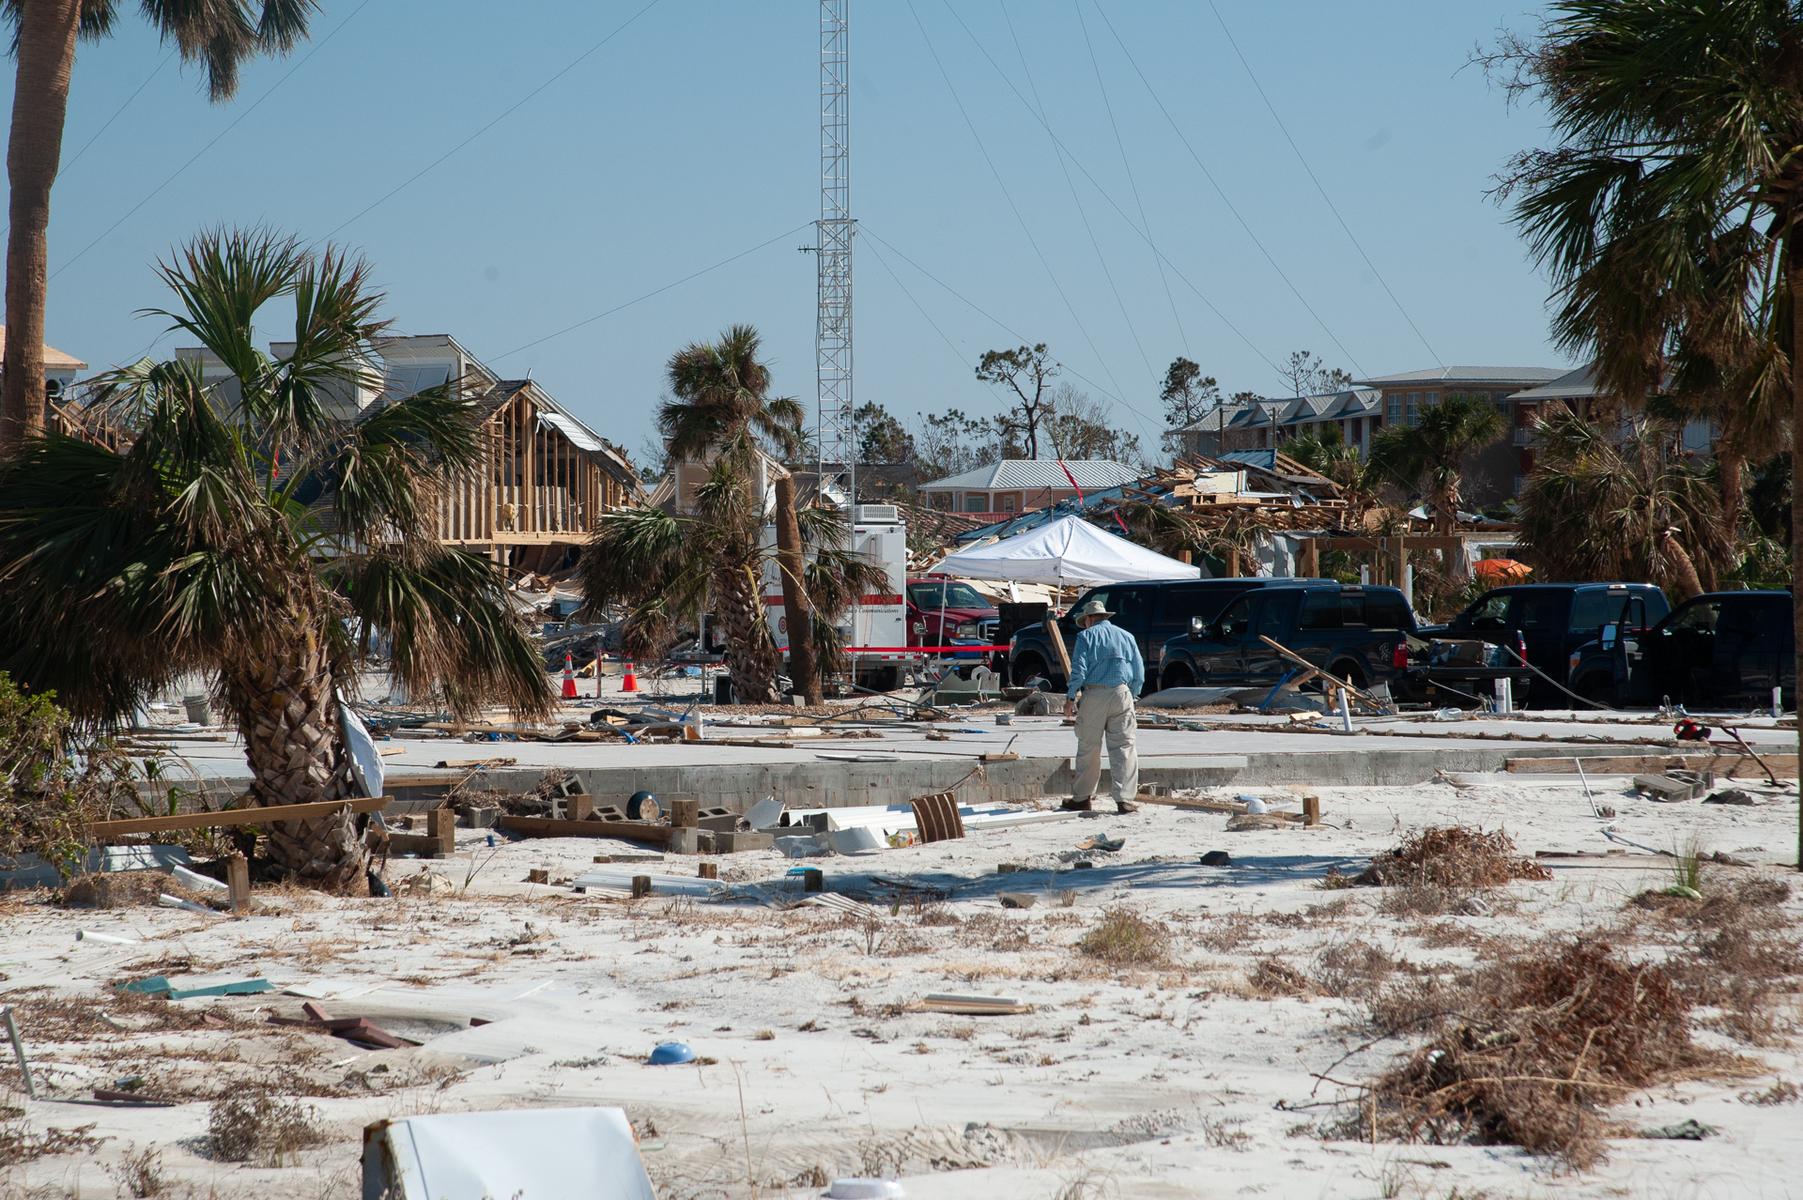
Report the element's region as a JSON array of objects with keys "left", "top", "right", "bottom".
[{"left": 816, "top": 0, "right": 854, "bottom": 505}]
